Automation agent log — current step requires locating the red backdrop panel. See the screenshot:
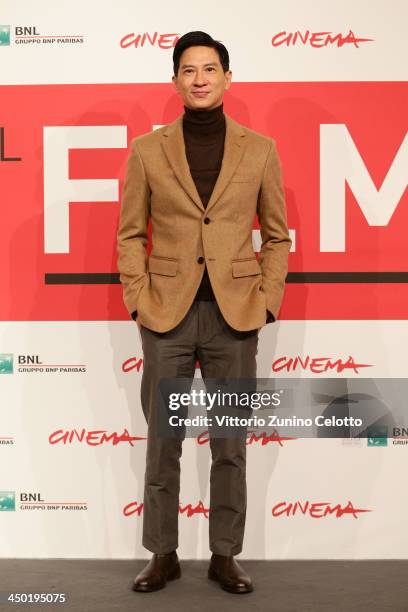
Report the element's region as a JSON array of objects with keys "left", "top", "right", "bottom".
[{"left": 0, "top": 82, "right": 407, "bottom": 320}]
